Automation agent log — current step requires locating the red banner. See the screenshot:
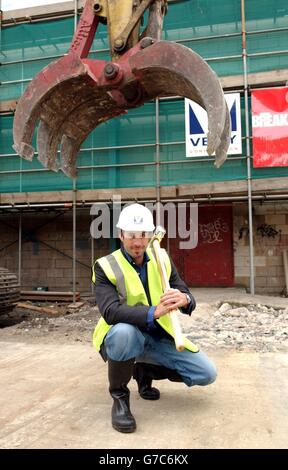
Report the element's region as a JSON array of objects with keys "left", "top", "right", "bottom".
[{"left": 252, "top": 87, "right": 288, "bottom": 167}]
